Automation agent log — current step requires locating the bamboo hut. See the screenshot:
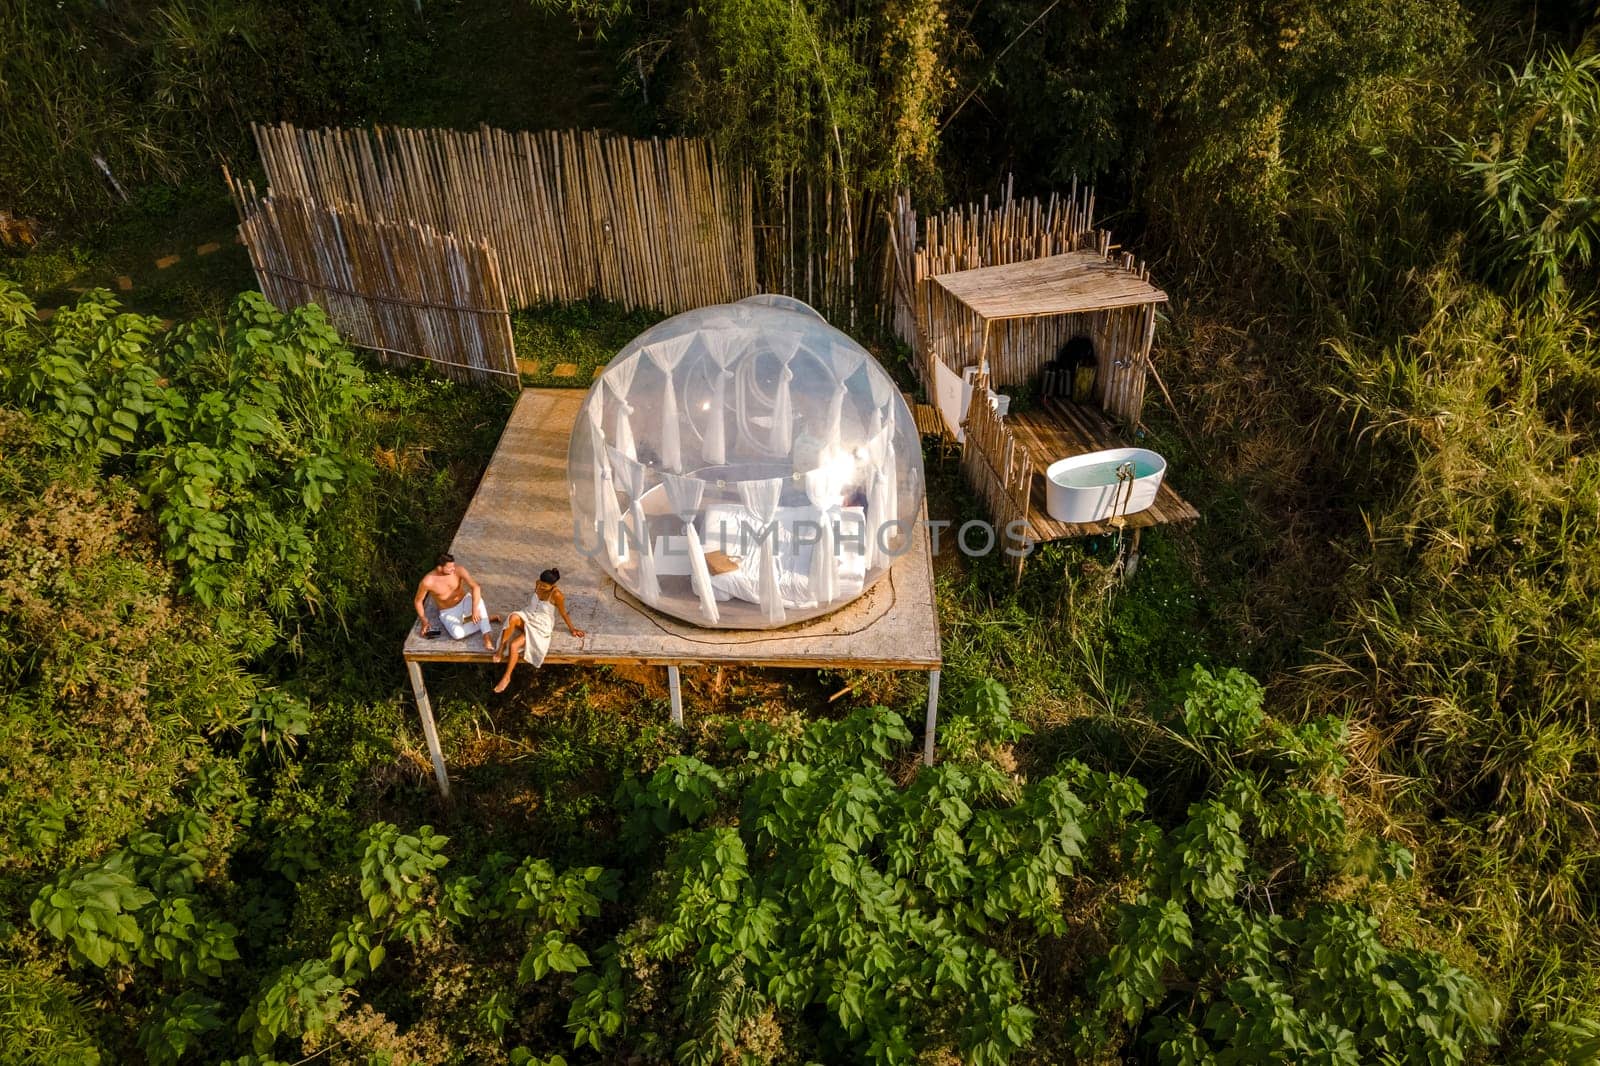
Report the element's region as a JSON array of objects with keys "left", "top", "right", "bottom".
[{"left": 918, "top": 249, "right": 1198, "bottom": 578}]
